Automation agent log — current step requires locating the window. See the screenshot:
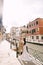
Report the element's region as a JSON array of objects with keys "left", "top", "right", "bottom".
[
  {"left": 32, "top": 36, "right": 34, "bottom": 39},
  {"left": 36, "top": 36, "right": 39, "bottom": 39},
  {"left": 41, "top": 36, "right": 43, "bottom": 39},
  {"left": 36, "top": 28, "right": 39, "bottom": 32},
  {"left": 36, "top": 21, "right": 38, "bottom": 25},
  {"left": 31, "top": 29, "right": 36, "bottom": 34}
]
